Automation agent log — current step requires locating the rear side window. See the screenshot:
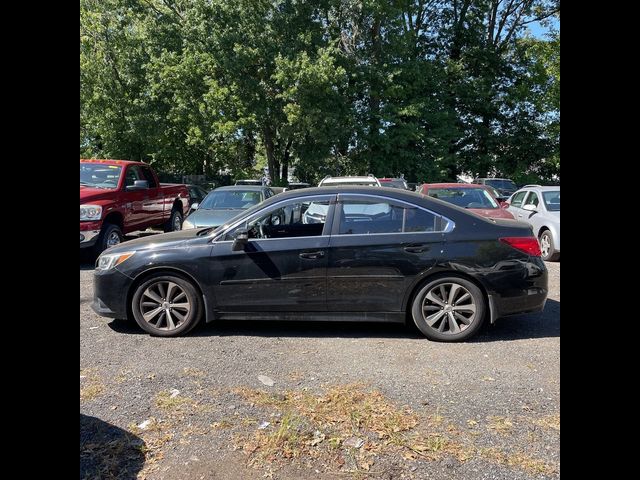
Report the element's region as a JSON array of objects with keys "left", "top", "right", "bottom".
[
  {"left": 139, "top": 167, "right": 157, "bottom": 188},
  {"left": 524, "top": 192, "right": 539, "bottom": 207},
  {"left": 337, "top": 200, "right": 437, "bottom": 234},
  {"left": 510, "top": 191, "right": 527, "bottom": 207}
]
